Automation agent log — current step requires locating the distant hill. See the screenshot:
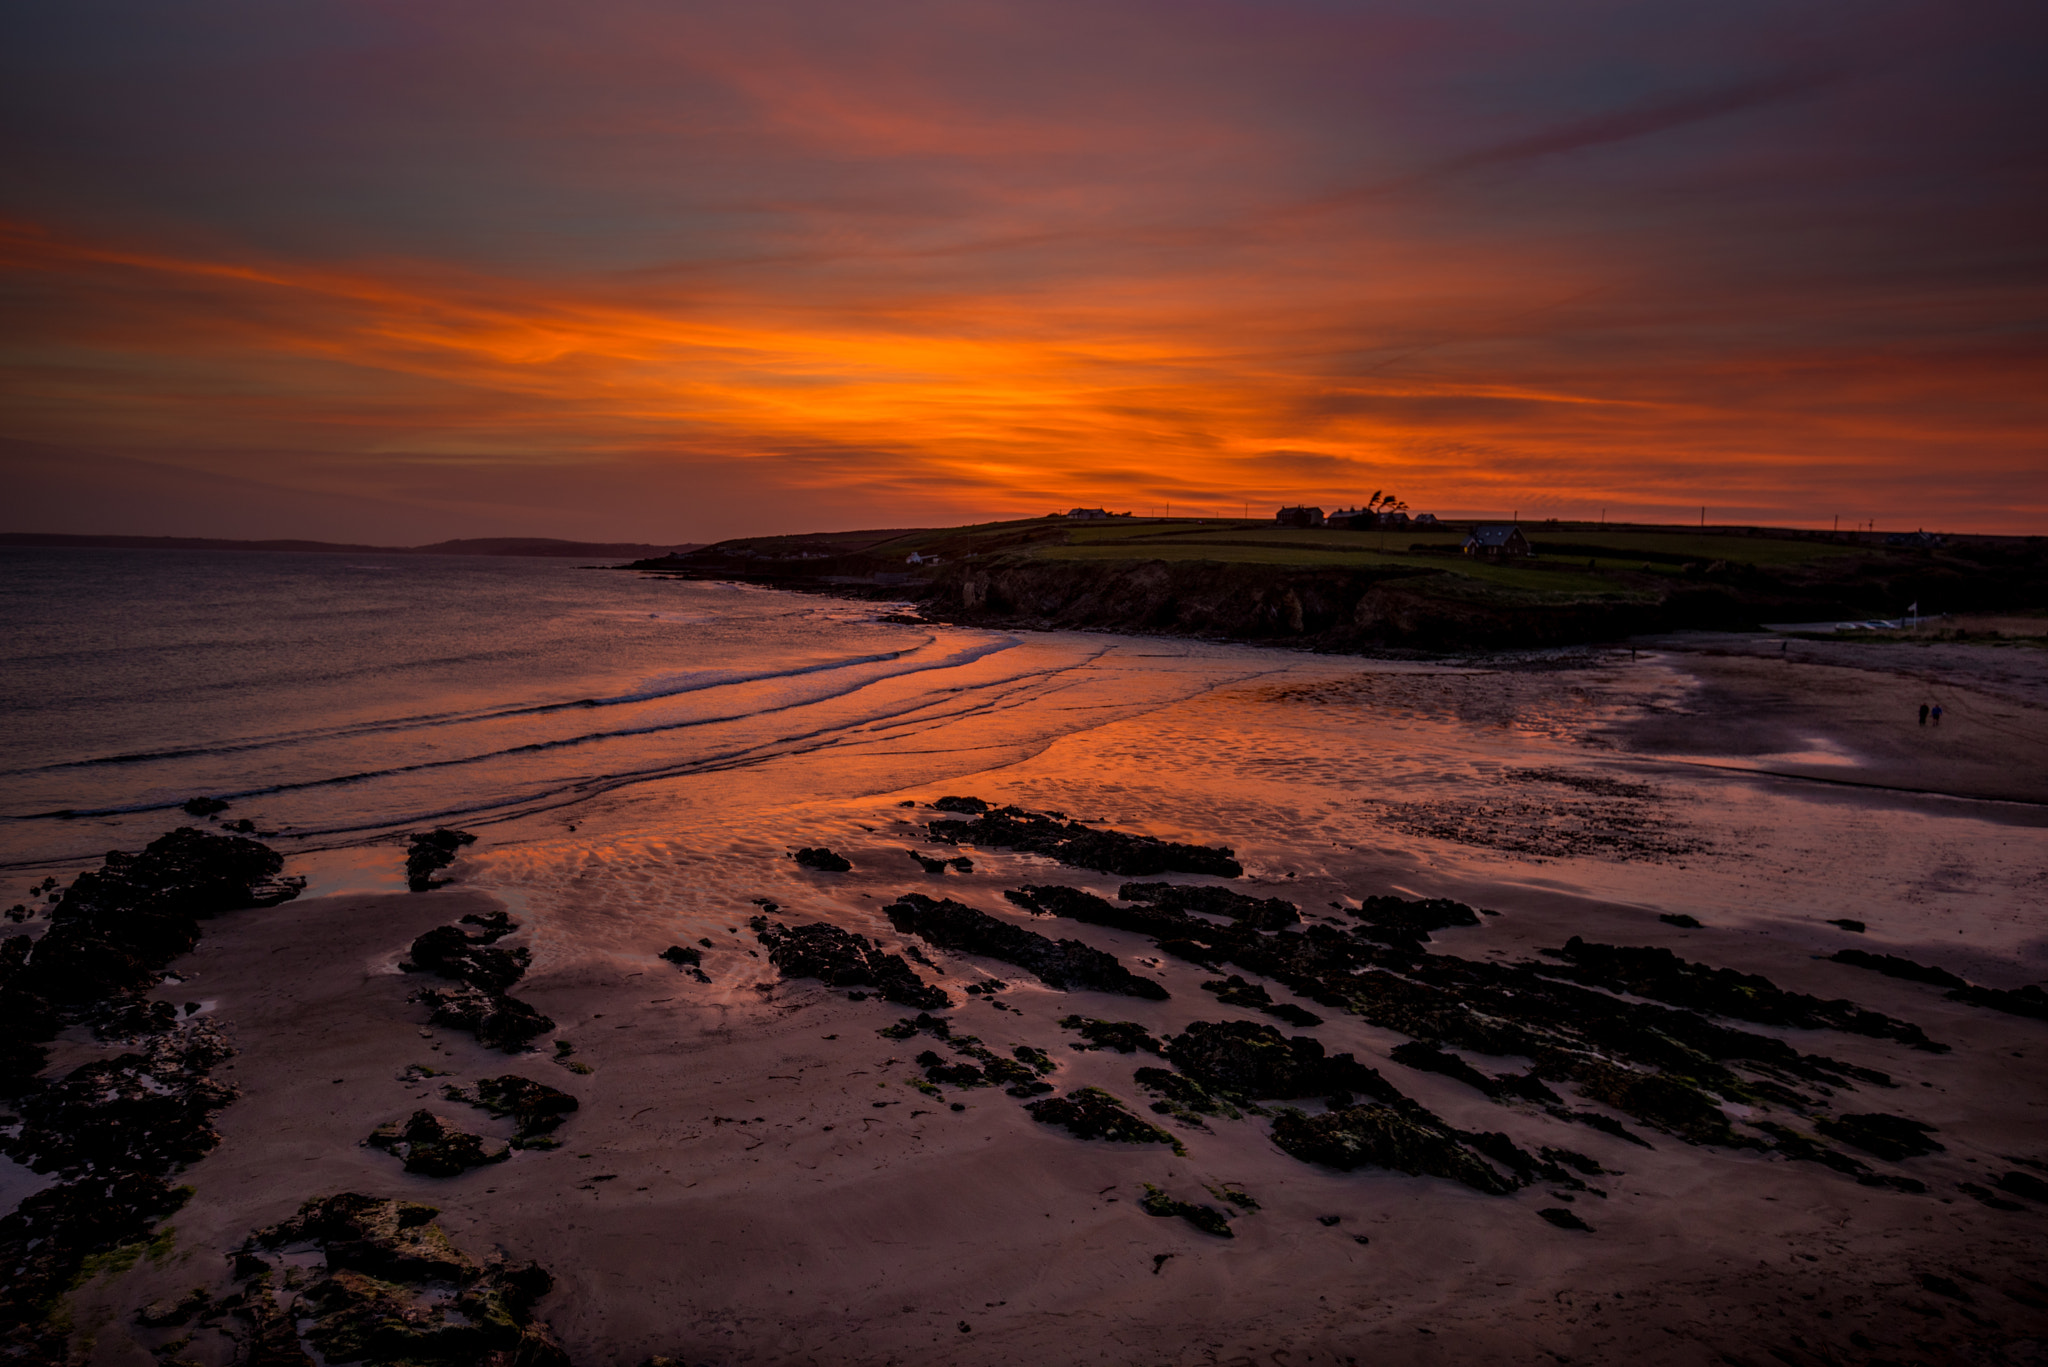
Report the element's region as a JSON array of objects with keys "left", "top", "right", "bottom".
[{"left": 0, "top": 533, "right": 700, "bottom": 558}]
